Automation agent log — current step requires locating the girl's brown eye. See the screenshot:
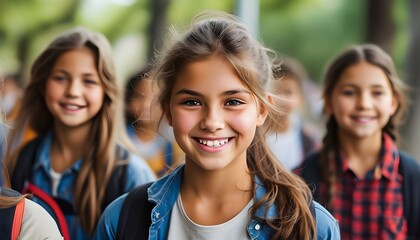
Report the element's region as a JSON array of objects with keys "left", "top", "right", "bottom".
[{"left": 225, "top": 99, "right": 243, "bottom": 106}]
